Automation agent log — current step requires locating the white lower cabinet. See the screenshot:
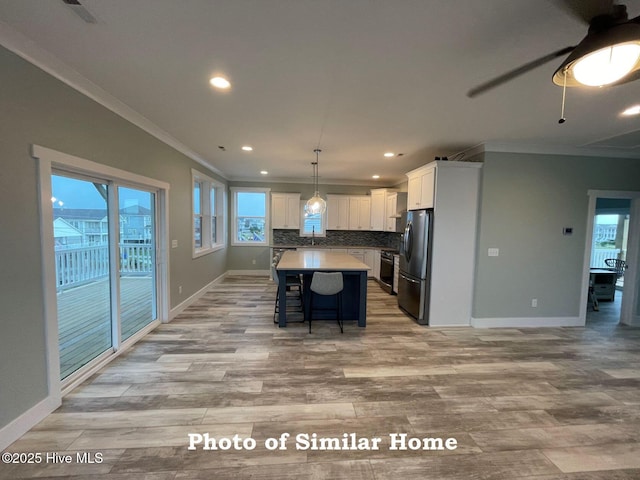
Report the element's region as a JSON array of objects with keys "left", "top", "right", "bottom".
[{"left": 364, "top": 249, "right": 376, "bottom": 278}]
